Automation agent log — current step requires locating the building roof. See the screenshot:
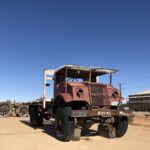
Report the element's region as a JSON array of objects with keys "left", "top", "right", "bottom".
[
  {"left": 135, "top": 90, "right": 150, "bottom": 95},
  {"left": 129, "top": 90, "right": 150, "bottom": 98}
]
